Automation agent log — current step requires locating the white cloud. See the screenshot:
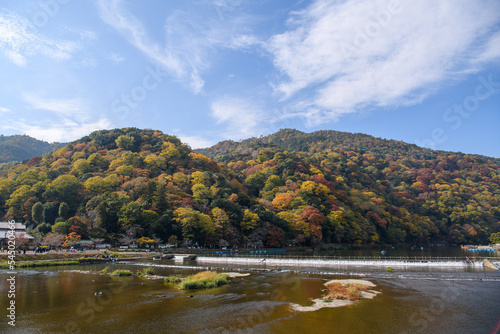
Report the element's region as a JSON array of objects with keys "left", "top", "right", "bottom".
[
  {"left": 12, "top": 93, "right": 112, "bottom": 142},
  {"left": 0, "top": 107, "right": 11, "bottom": 113},
  {"left": 109, "top": 52, "right": 125, "bottom": 63},
  {"left": 78, "top": 57, "right": 98, "bottom": 68},
  {"left": 0, "top": 10, "right": 95, "bottom": 66},
  {"left": 211, "top": 97, "right": 268, "bottom": 140},
  {"left": 23, "top": 94, "right": 88, "bottom": 118},
  {"left": 7, "top": 118, "right": 113, "bottom": 143},
  {"left": 178, "top": 135, "right": 216, "bottom": 150},
  {"left": 473, "top": 31, "right": 500, "bottom": 64},
  {"left": 267, "top": 0, "right": 500, "bottom": 123},
  {"left": 97, "top": 0, "right": 191, "bottom": 89},
  {"left": 97, "top": 0, "right": 260, "bottom": 94}
]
